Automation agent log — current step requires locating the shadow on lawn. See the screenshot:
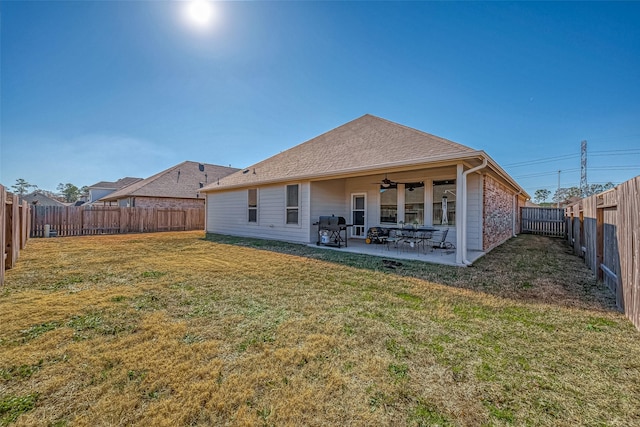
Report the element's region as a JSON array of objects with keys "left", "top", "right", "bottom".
[{"left": 204, "top": 233, "right": 618, "bottom": 313}]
